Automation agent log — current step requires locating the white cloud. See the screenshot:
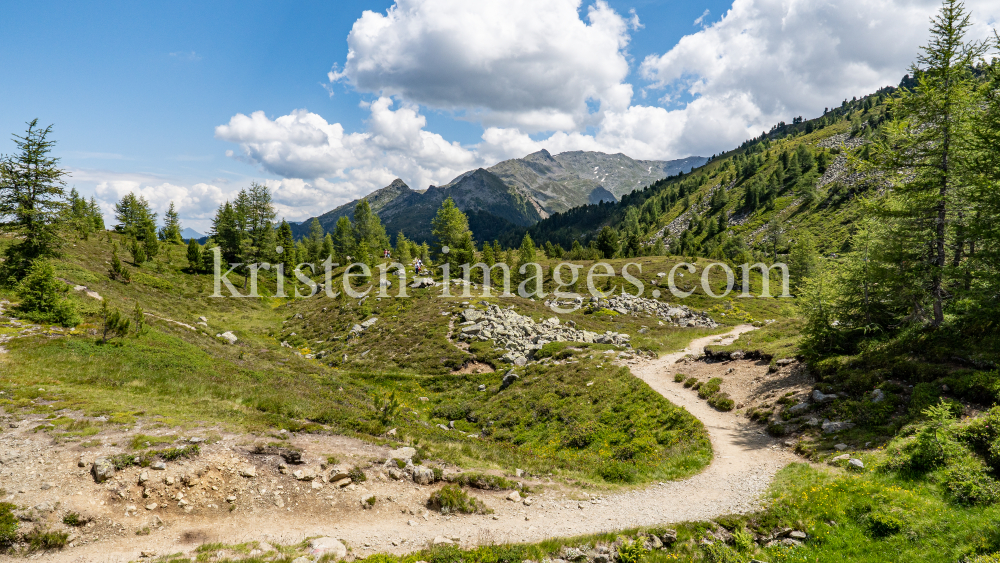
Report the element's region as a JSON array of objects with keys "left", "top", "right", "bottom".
[
  {"left": 639, "top": 0, "right": 1000, "bottom": 156},
  {"left": 212, "top": 0, "right": 1000, "bottom": 217},
  {"left": 693, "top": 9, "right": 710, "bottom": 26},
  {"left": 328, "top": 0, "right": 635, "bottom": 132},
  {"left": 215, "top": 97, "right": 485, "bottom": 194}
]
